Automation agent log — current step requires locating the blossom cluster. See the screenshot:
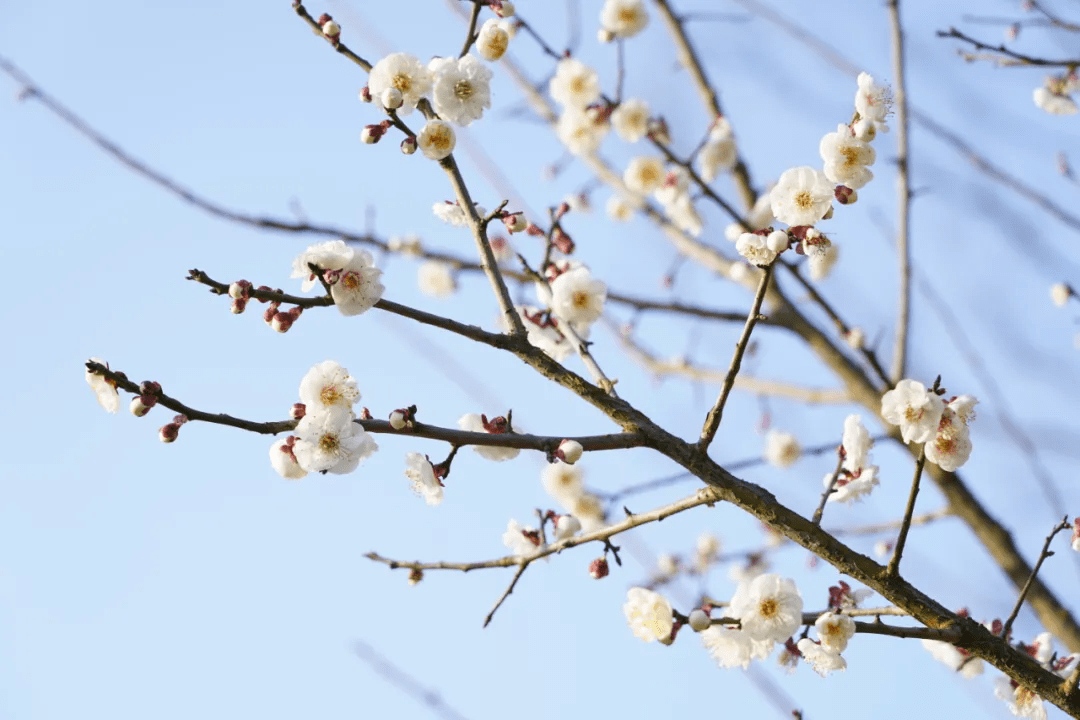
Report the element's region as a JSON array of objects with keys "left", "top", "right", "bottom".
[
  {"left": 827, "top": 414, "right": 880, "bottom": 504},
  {"left": 882, "top": 379, "right": 977, "bottom": 471},
  {"left": 1033, "top": 69, "right": 1079, "bottom": 116},
  {"left": 269, "top": 361, "right": 378, "bottom": 479},
  {"left": 291, "top": 240, "right": 385, "bottom": 316},
  {"left": 514, "top": 260, "right": 608, "bottom": 362}
]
